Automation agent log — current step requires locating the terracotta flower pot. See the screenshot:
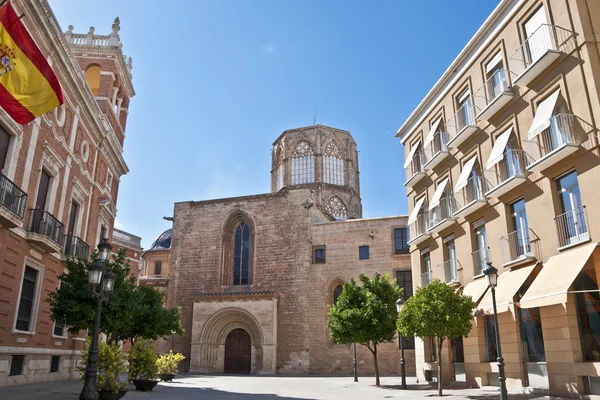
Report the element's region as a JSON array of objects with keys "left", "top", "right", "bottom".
[
  {"left": 157, "top": 373, "right": 176, "bottom": 382},
  {"left": 132, "top": 379, "right": 158, "bottom": 391},
  {"left": 99, "top": 390, "right": 127, "bottom": 400}
]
